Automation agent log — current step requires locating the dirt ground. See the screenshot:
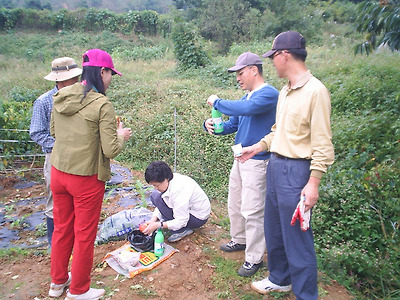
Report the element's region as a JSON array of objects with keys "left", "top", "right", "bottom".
[{"left": 0, "top": 164, "right": 353, "bottom": 300}]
